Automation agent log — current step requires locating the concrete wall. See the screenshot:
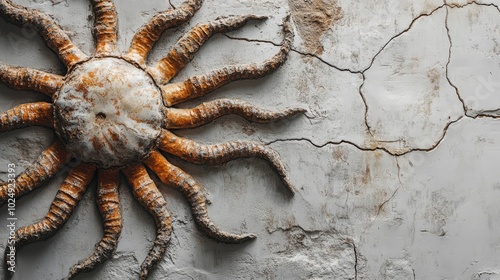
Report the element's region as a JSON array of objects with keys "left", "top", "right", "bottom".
[{"left": 0, "top": 0, "right": 499, "bottom": 279}]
